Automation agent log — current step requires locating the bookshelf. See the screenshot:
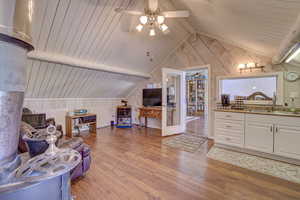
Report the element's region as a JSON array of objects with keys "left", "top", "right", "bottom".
[
  {"left": 186, "top": 73, "right": 207, "bottom": 116},
  {"left": 116, "top": 106, "right": 132, "bottom": 128}
]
